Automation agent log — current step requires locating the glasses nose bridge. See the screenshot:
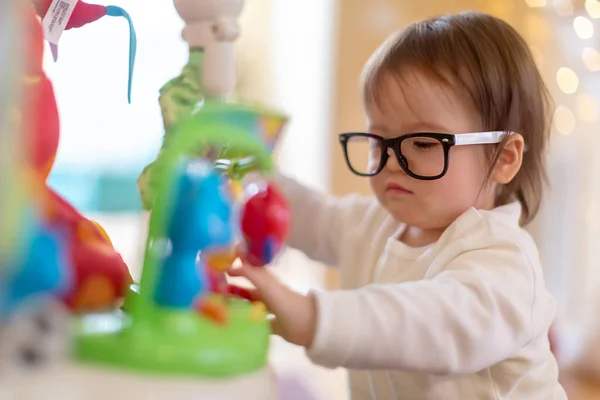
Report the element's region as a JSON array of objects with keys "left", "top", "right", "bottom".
[
  {"left": 384, "top": 137, "right": 404, "bottom": 161},
  {"left": 383, "top": 137, "right": 396, "bottom": 155},
  {"left": 388, "top": 137, "right": 414, "bottom": 175},
  {"left": 381, "top": 137, "right": 404, "bottom": 171}
]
